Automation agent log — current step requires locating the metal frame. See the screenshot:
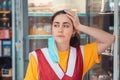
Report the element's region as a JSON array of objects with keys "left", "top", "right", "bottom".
[
  {"left": 11, "top": 0, "right": 16, "bottom": 80},
  {"left": 12, "top": 0, "right": 28, "bottom": 80},
  {"left": 113, "top": 0, "right": 119, "bottom": 80}
]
